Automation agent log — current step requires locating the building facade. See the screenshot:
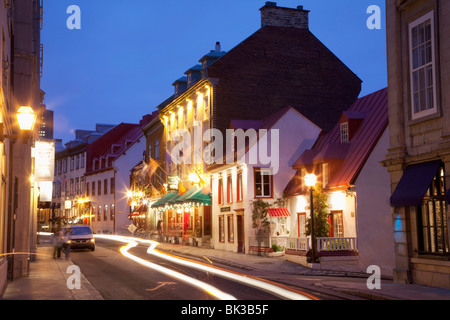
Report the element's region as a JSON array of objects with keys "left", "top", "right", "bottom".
[
  {"left": 1, "top": 0, "right": 43, "bottom": 293},
  {"left": 52, "top": 124, "right": 115, "bottom": 229},
  {"left": 154, "top": 2, "right": 362, "bottom": 248},
  {"left": 208, "top": 108, "right": 322, "bottom": 254},
  {"left": 383, "top": 0, "right": 450, "bottom": 288},
  {"left": 286, "top": 88, "right": 395, "bottom": 276}
]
